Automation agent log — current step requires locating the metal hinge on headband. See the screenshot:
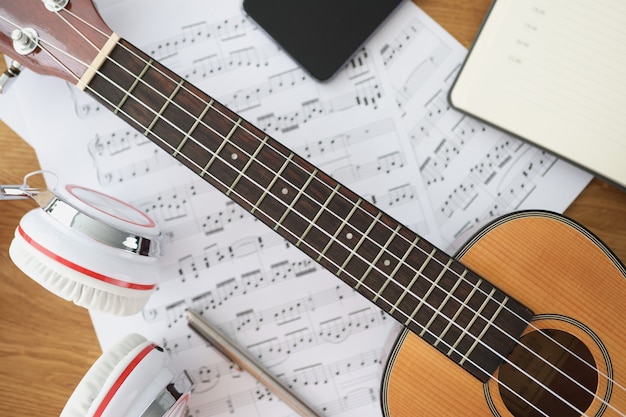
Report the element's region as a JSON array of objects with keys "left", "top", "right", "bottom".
[
  {"left": 1, "top": 183, "right": 57, "bottom": 207},
  {"left": 139, "top": 370, "right": 194, "bottom": 417},
  {"left": 0, "top": 185, "right": 27, "bottom": 200}
]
